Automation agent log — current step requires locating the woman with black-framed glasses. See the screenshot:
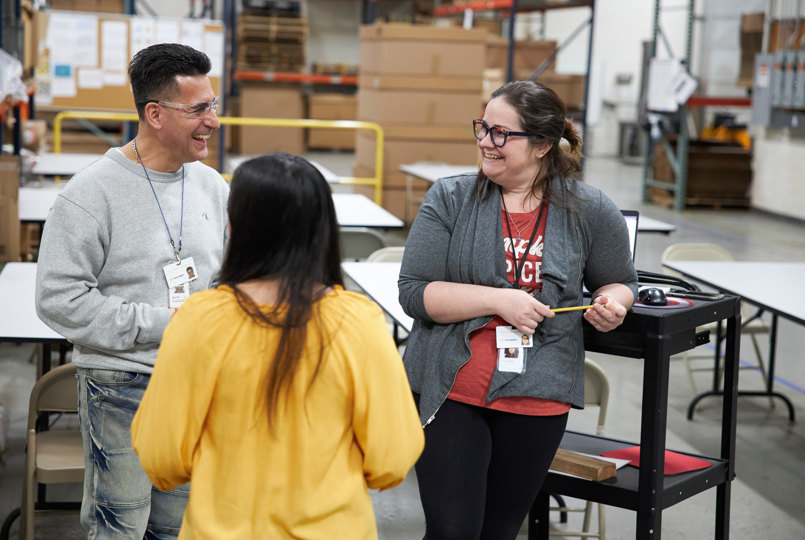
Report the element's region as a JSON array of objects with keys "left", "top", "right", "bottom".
[{"left": 399, "top": 80, "right": 638, "bottom": 539}]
